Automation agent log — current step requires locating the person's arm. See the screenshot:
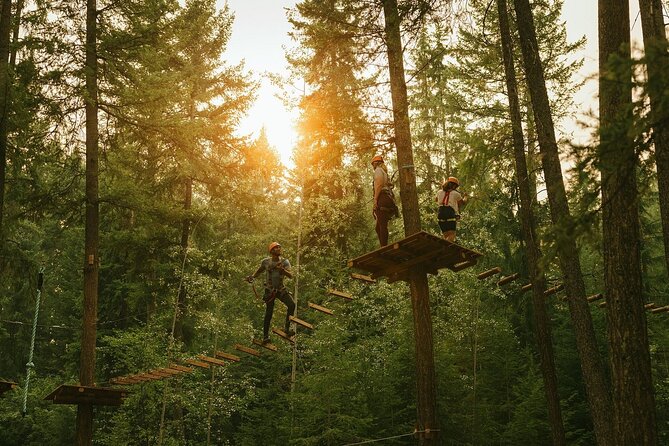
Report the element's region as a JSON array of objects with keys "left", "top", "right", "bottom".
[{"left": 246, "top": 262, "right": 266, "bottom": 282}]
